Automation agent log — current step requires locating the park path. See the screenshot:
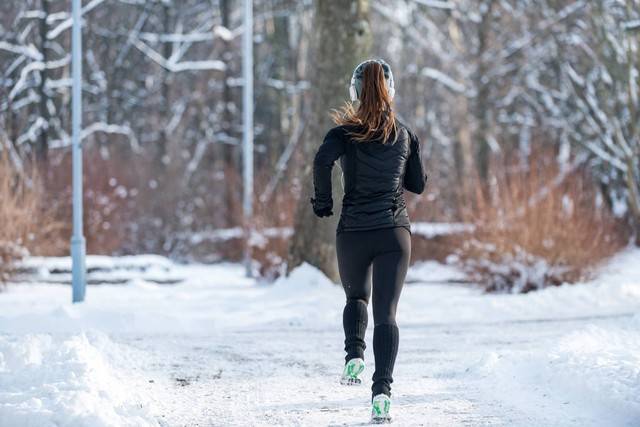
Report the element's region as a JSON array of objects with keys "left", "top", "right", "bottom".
[
  {"left": 2, "top": 251, "right": 639, "bottom": 426},
  {"left": 111, "top": 282, "right": 634, "bottom": 426}
]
